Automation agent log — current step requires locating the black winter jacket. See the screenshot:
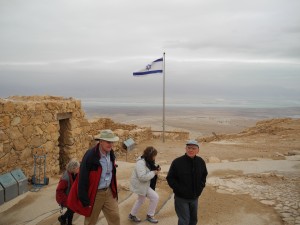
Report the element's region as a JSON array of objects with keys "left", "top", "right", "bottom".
[{"left": 166, "top": 154, "right": 208, "bottom": 200}]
